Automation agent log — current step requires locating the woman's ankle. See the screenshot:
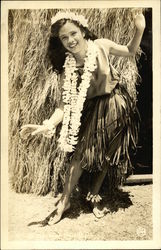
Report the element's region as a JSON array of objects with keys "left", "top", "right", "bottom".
[
  {"left": 86, "top": 191, "right": 102, "bottom": 203},
  {"left": 59, "top": 195, "right": 70, "bottom": 207}
]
